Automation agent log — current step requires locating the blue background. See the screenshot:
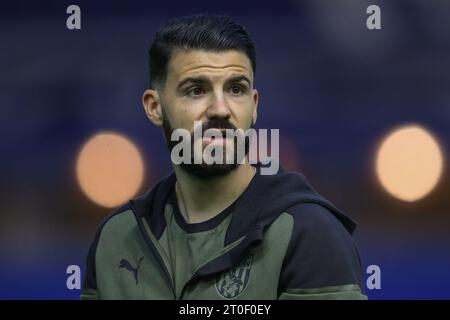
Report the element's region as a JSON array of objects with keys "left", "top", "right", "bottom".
[{"left": 1, "top": 0, "right": 449, "bottom": 299}]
